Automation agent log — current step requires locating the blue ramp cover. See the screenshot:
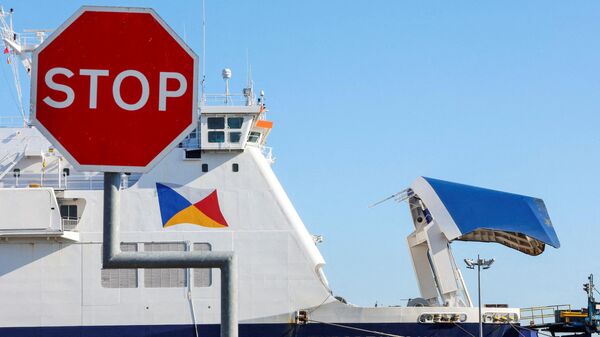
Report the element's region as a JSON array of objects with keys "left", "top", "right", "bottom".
[{"left": 417, "top": 177, "right": 560, "bottom": 256}]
